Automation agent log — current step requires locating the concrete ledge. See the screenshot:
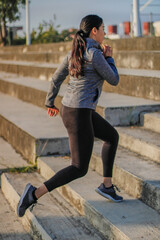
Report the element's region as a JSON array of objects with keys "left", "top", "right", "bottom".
[
  {"left": 1, "top": 73, "right": 160, "bottom": 126},
  {"left": 0, "top": 41, "right": 72, "bottom": 53},
  {"left": 0, "top": 51, "right": 160, "bottom": 70},
  {"left": 103, "top": 104, "right": 160, "bottom": 126},
  {"left": 0, "top": 77, "right": 61, "bottom": 110},
  {"left": 104, "top": 37, "right": 160, "bottom": 51},
  {"left": 114, "top": 51, "right": 160, "bottom": 70},
  {"left": 37, "top": 156, "right": 160, "bottom": 240},
  {"left": 2, "top": 172, "right": 107, "bottom": 240},
  {"left": 0, "top": 190, "right": 33, "bottom": 240},
  {"left": 140, "top": 112, "right": 160, "bottom": 134},
  {"left": 0, "top": 61, "right": 57, "bottom": 81},
  {"left": 0, "top": 93, "right": 69, "bottom": 163},
  {"left": 0, "top": 115, "right": 69, "bottom": 163},
  {"left": 0, "top": 115, "right": 68, "bottom": 163},
  {"left": 1, "top": 173, "right": 52, "bottom": 240},
  {"left": 0, "top": 37, "right": 160, "bottom": 53},
  {"left": 103, "top": 74, "right": 160, "bottom": 101},
  {"left": 0, "top": 51, "right": 66, "bottom": 64},
  {"left": 37, "top": 157, "right": 129, "bottom": 240},
  {"left": 117, "top": 127, "right": 160, "bottom": 163},
  {"left": 0, "top": 60, "right": 160, "bottom": 101},
  {"left": 0, "top": 137, "right": 31, "bottom": 170},
  {"left": 0, "top": 137, "right": 32, "bottom": 187},
  {"left": 91, "top": 141, "right": 160, "bottom": 213},
  {"left": 0, "top": 115, "right": 36, "bottom": 163}
]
